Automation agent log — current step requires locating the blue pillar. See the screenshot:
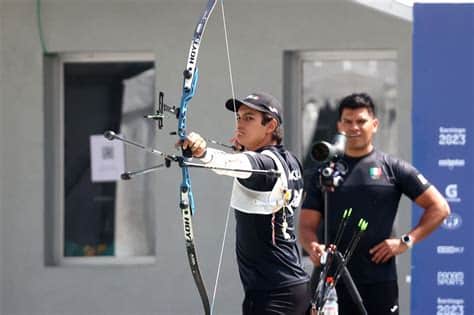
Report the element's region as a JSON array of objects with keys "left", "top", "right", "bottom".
[{"left": 412, "top": 4, "right": 473, "bottom": 315}]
